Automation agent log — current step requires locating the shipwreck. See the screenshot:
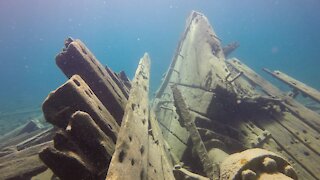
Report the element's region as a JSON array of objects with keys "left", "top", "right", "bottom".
[{"left": 1, "top": 11, "right": 320, "bottom": 180}]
